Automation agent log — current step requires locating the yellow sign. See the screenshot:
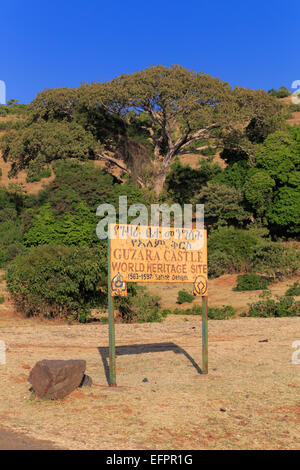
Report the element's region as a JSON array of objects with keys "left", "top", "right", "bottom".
[{"left": 109, "top": 225, "right": 207, "bottom": 297}]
